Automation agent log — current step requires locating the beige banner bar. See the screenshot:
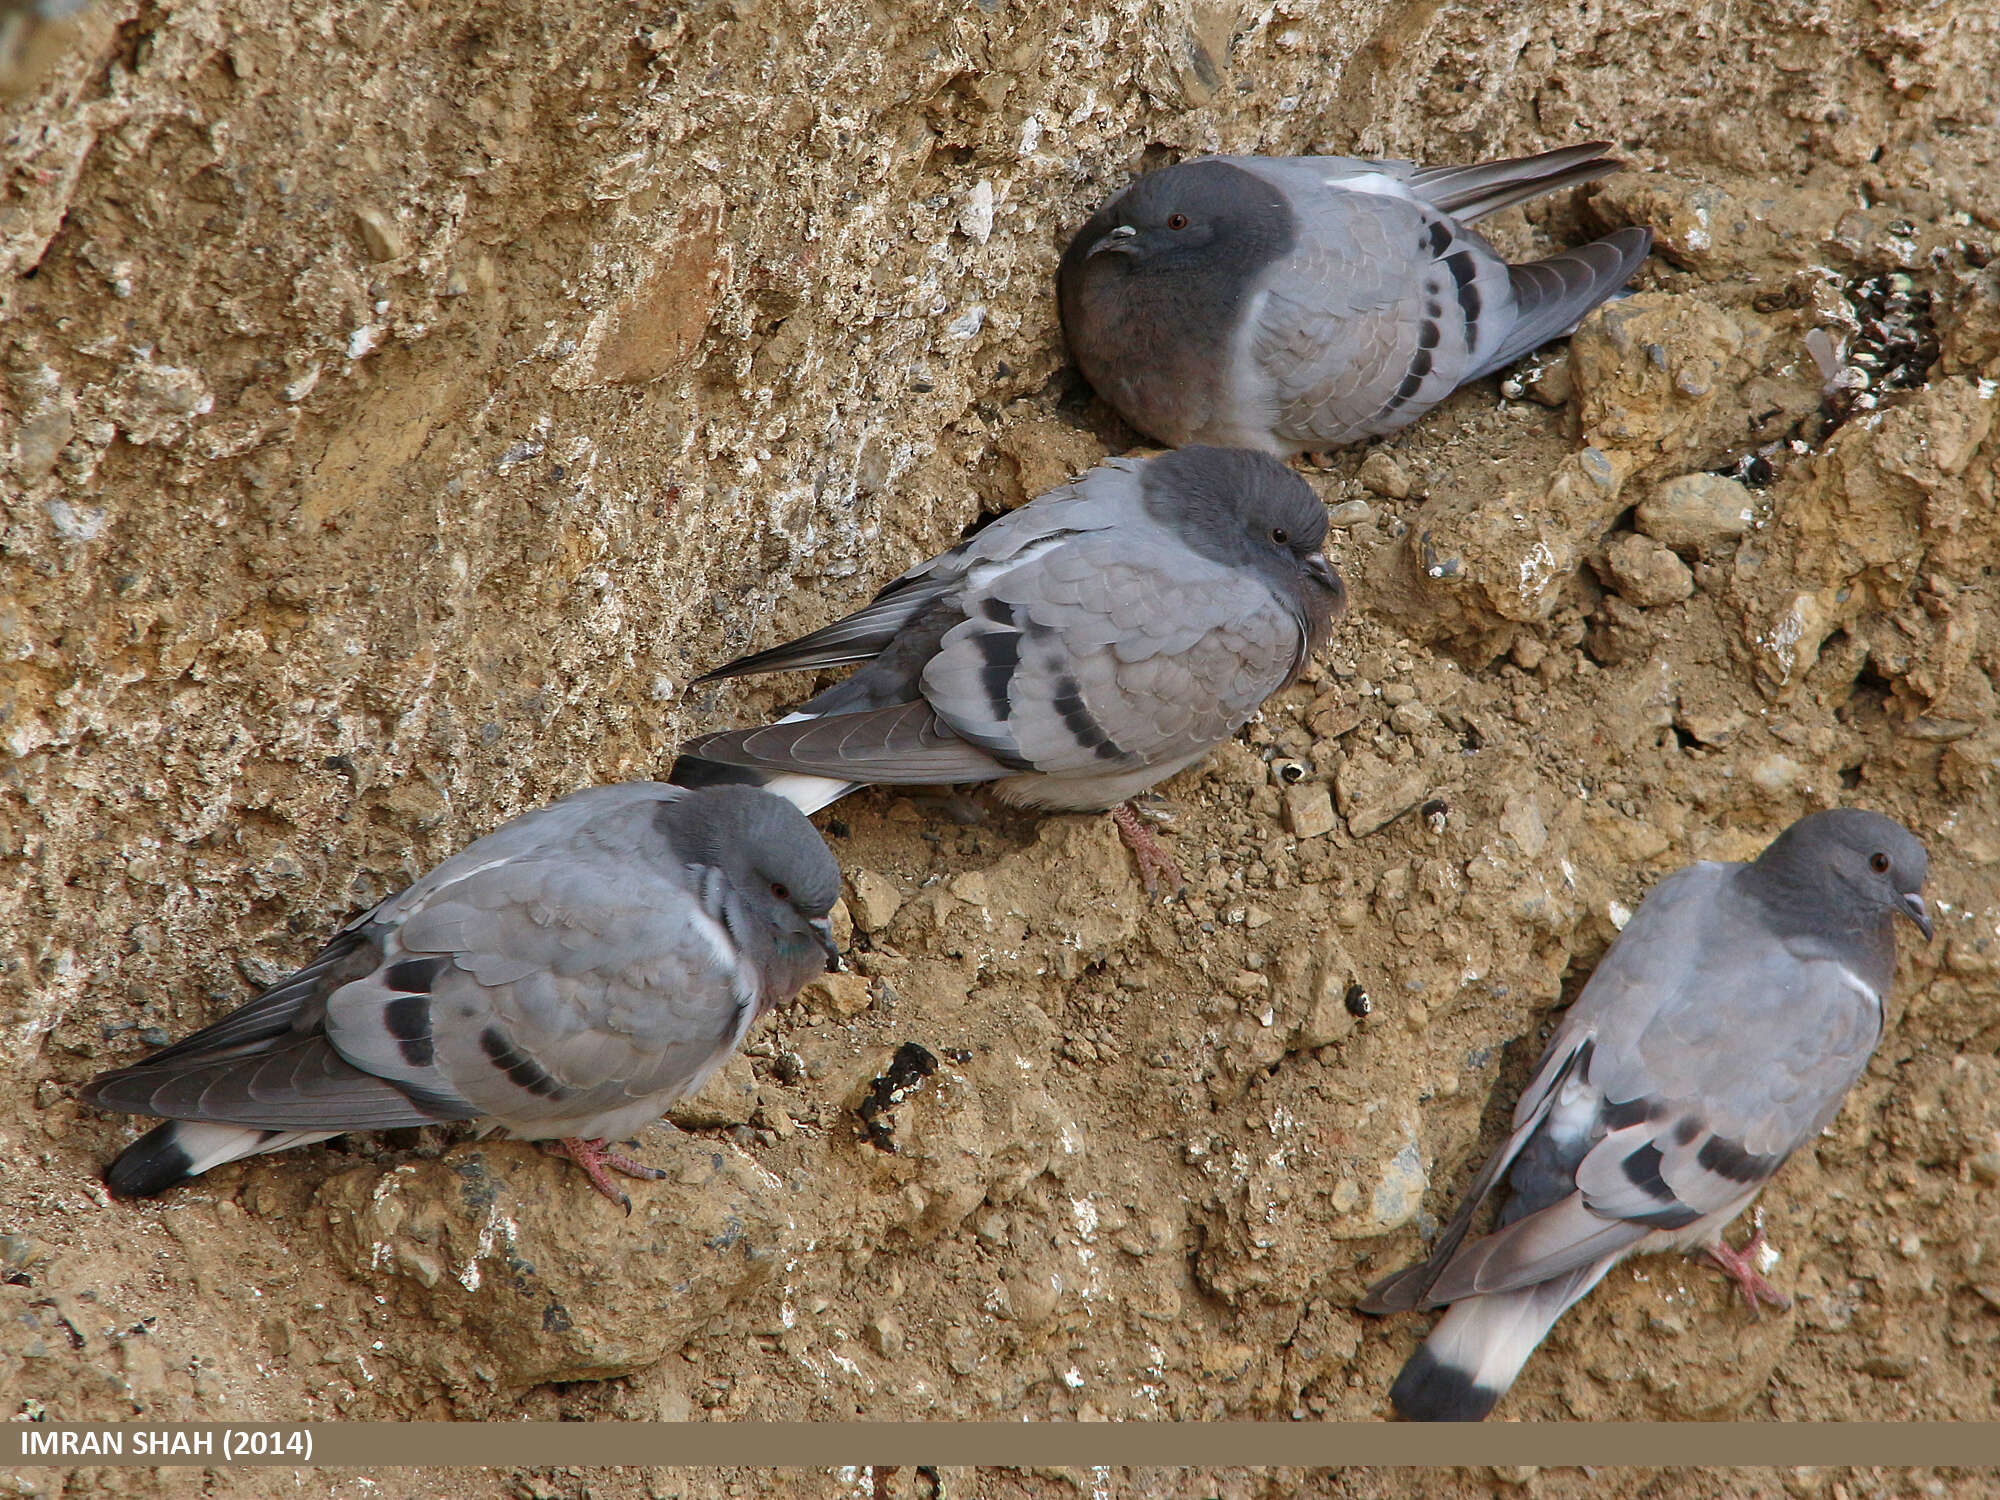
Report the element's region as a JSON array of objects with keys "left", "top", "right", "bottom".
[{"left": 8, "top": 1423, "right": 2000, "bottom": 1468}]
